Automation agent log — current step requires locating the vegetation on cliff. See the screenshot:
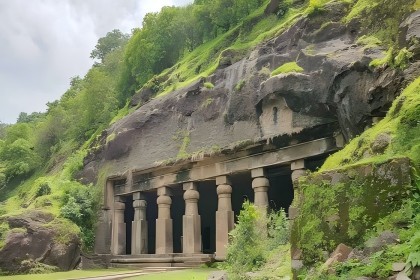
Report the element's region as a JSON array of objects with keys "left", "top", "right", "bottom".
[
  {"left": 294, "top": 78, "right": 420, "bottom": 279},
  {"left": 0, "top": 0, "right": 418, "bottom": 276}
]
